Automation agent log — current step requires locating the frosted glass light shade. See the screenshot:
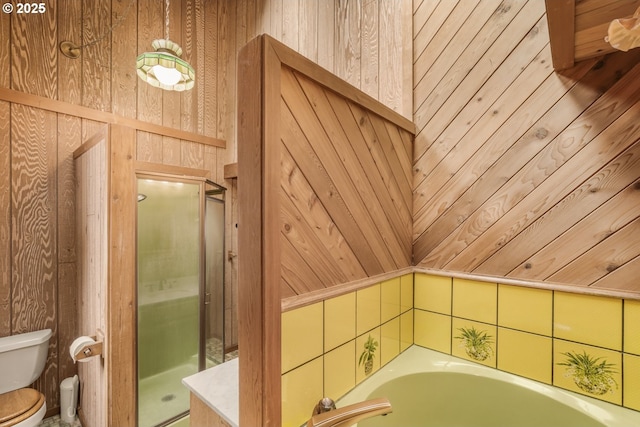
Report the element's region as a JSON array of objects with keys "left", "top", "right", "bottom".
[{"left": 136, "top": 39, "right": 195, "bottom": 91}]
